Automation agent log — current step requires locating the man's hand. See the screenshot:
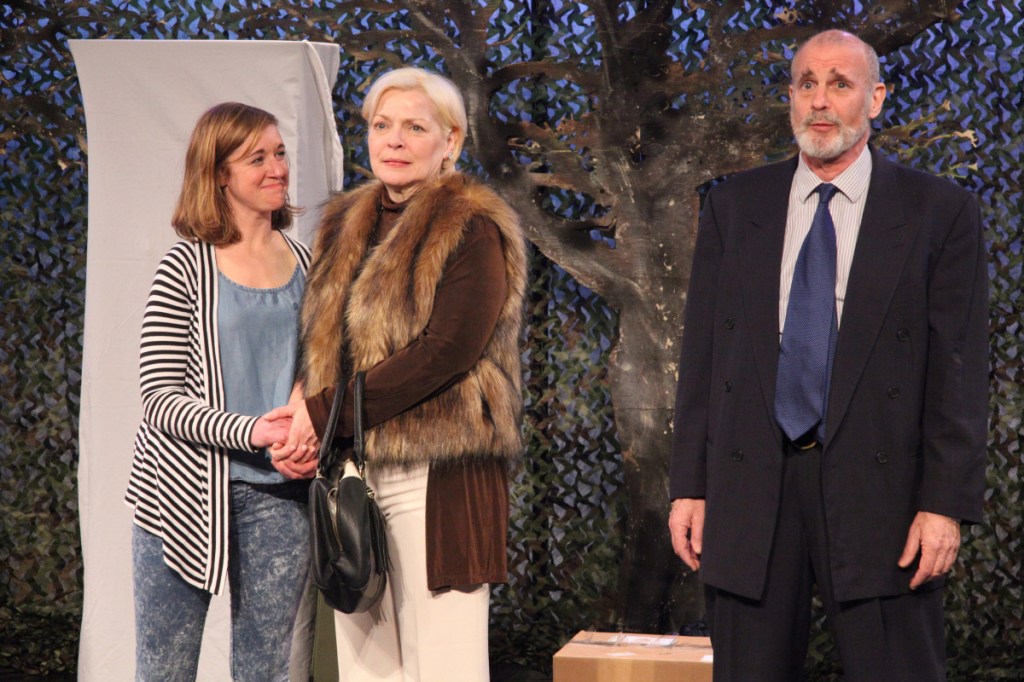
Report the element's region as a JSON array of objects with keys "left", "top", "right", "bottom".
[
  {"left": 898, "top": 511, "right": 961, "bottom": 589},
  {"left": 669, "top": 498, "right": 706, "bottom": 571}
]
